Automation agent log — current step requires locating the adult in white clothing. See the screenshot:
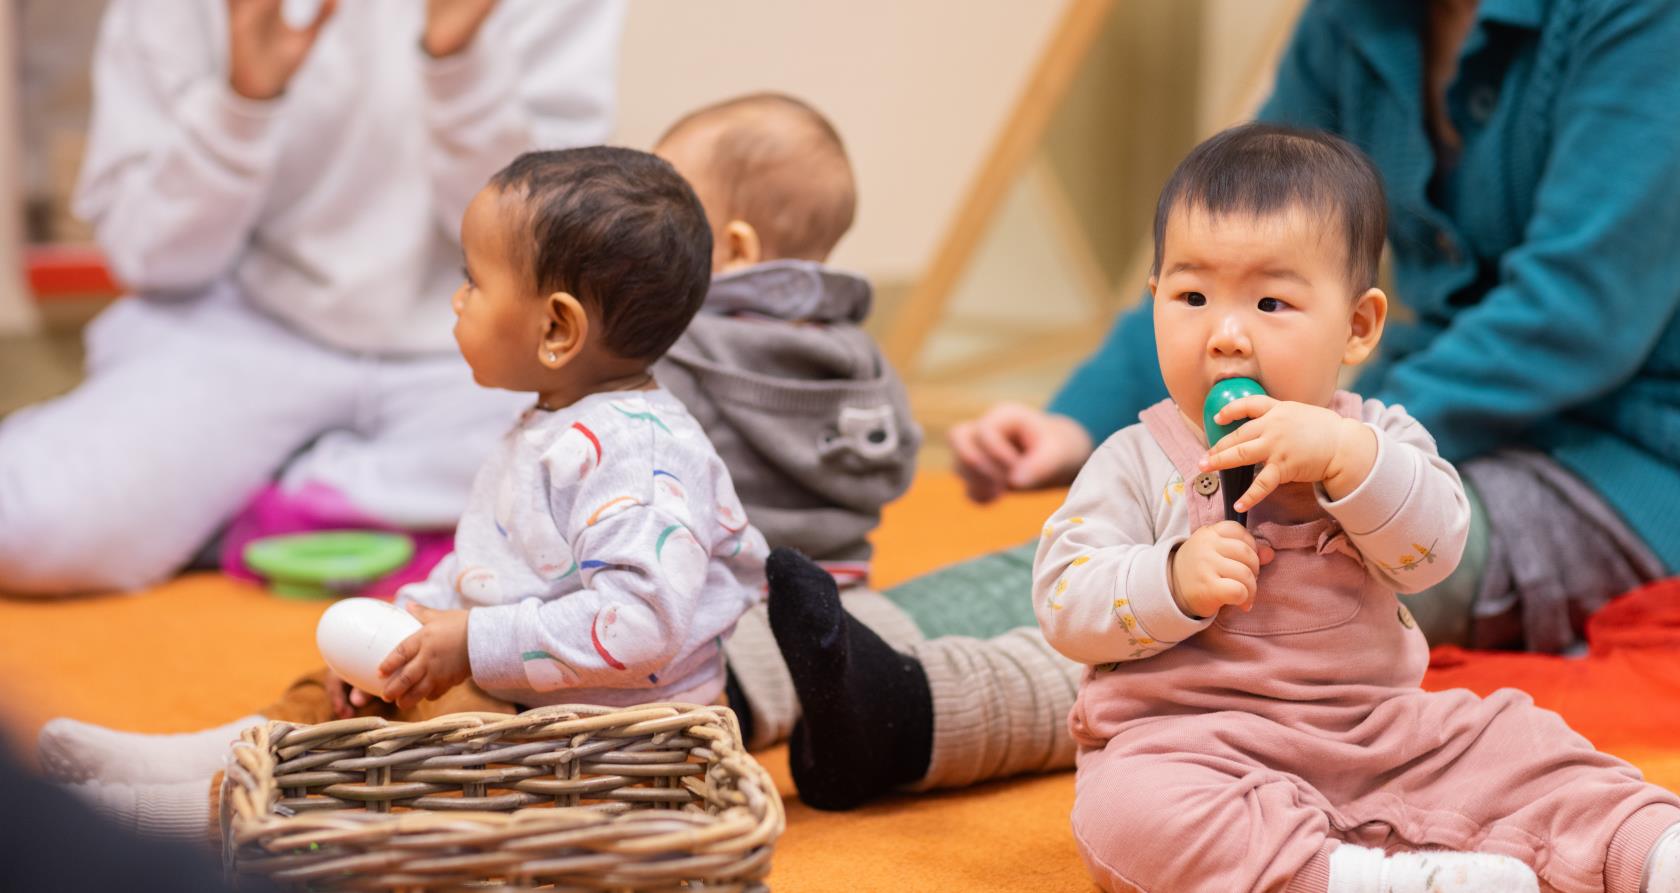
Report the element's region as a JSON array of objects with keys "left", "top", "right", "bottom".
[{"left": 0, "top": 0, "right": 624, "bottom": 595}]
